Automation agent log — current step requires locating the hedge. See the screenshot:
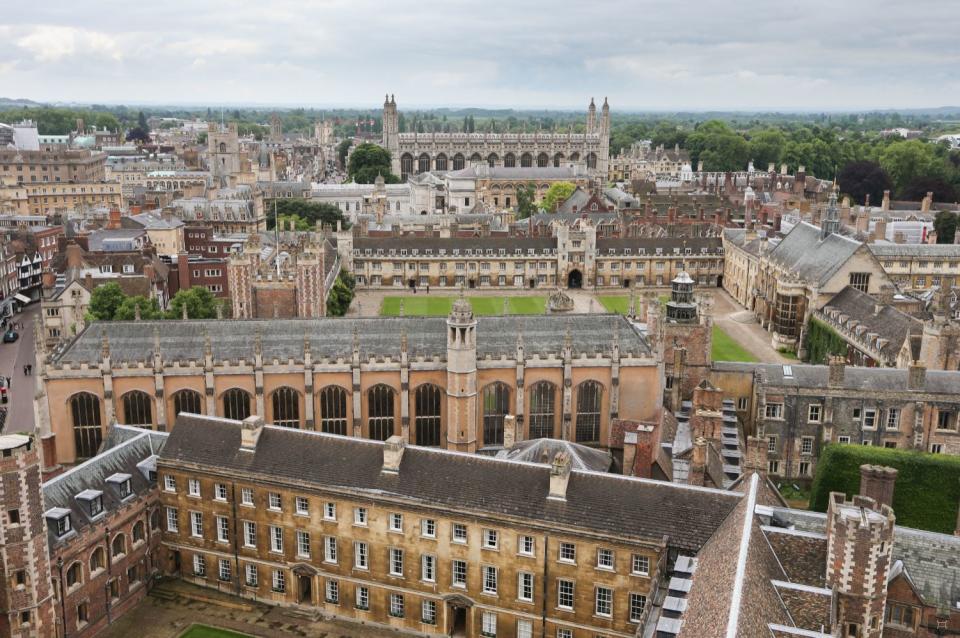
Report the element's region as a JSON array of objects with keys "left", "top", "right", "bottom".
[
  {"left": 803, "top": 317, "right": 847, "bottom": 364},
  {"left": 808, "top": 444, "right": 960, "bottom": 534}
]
